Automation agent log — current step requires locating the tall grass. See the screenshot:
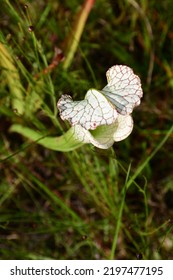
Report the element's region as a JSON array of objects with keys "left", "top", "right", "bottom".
[{"left": 1, "top": 0, "right": 173, "bottom": 260}]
